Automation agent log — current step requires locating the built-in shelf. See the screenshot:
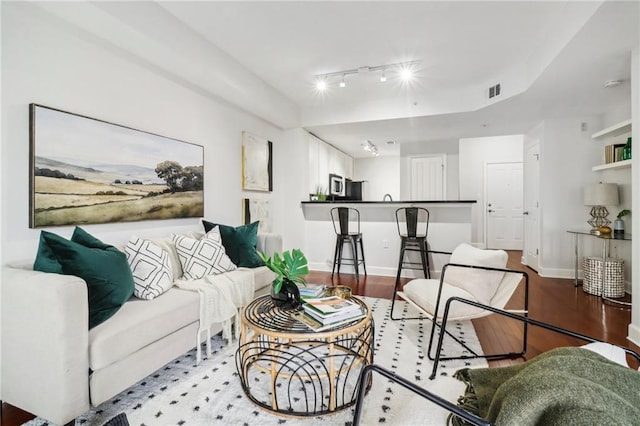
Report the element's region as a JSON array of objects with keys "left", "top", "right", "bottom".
[
  {"left": 592, "top": 159, "right": 632, "bottom": 171},
  {"left": 591, "top": 119, "right": 632, "bottom": 139}
]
